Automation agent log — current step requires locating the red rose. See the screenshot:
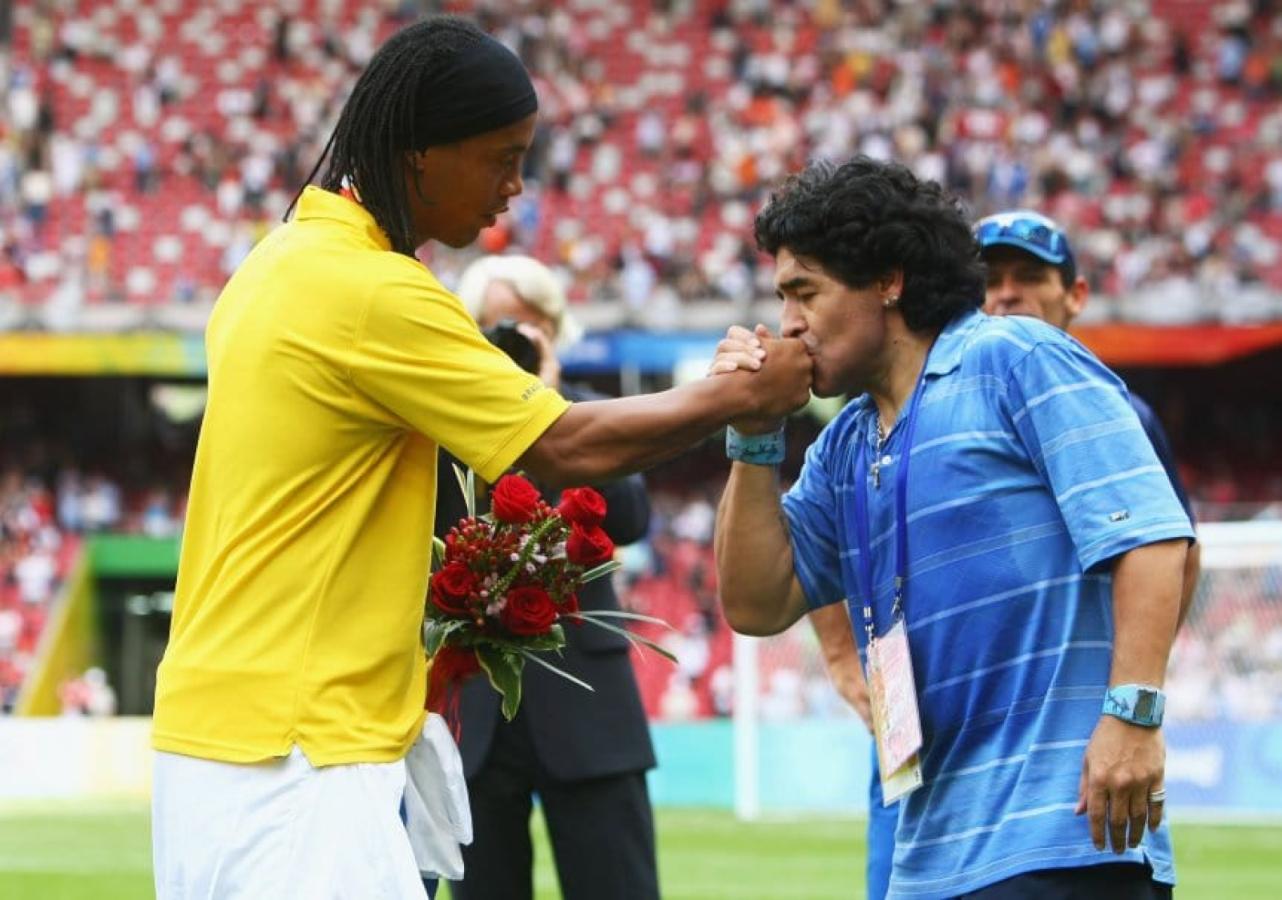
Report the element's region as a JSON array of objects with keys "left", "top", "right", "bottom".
[
  {"left": 491, "top": 474, "right": 543, "bottom": 524},
  {"left": 566, "top": 523, "right": 615, "bottom": 567},
  {"left": 500, "top": 585, "right": 558, "bottom": 635},
  {"left": 430, "top": 562, "right": 477, "bottom": 616},
  {"left": 557, "top": 487, "right": 607, "bottom": 528}
]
